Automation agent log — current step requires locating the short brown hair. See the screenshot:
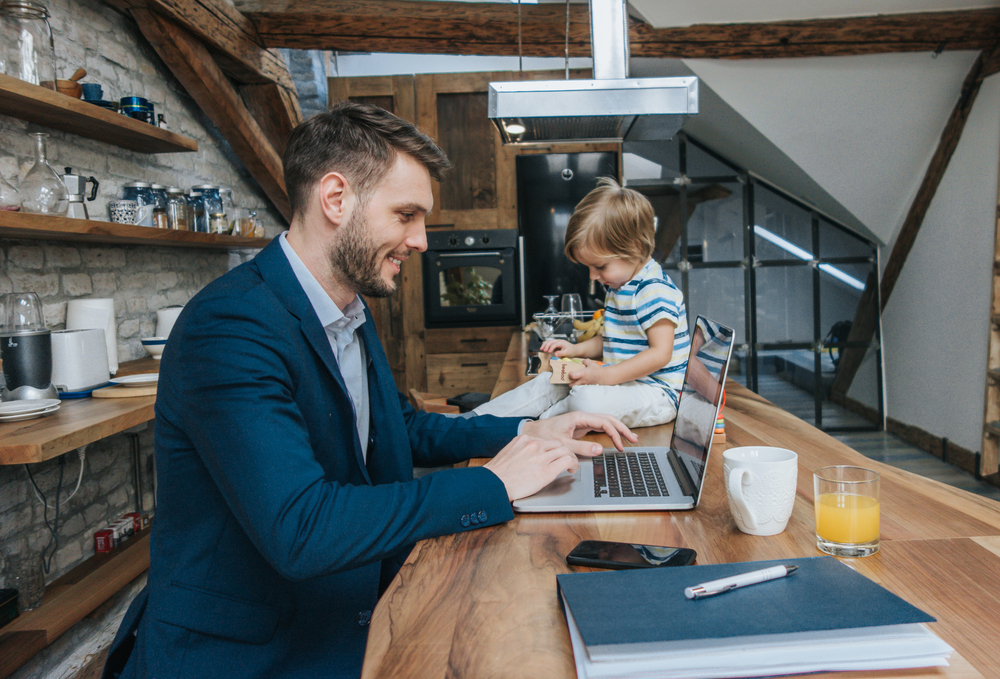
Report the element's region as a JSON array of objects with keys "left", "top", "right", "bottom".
[
  {"left": 282, "top": 101, "right": 451, "bottom": 217},
  {"left": 564, "top": 177, "right": 655, "bottom": 263}
]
